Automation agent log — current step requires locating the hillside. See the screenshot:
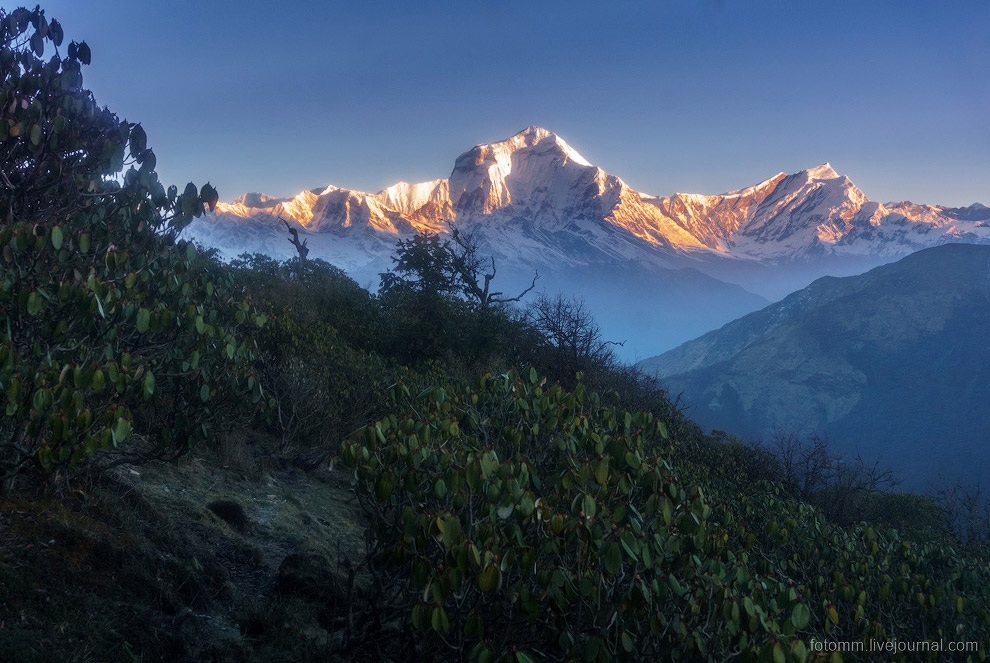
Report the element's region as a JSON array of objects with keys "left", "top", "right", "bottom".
[
  {"left": 3, "top": 10, "right": 990, "bottom": 662},
  {"left": 639, "top": 243, "right": 990, "bottom": 490}
]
